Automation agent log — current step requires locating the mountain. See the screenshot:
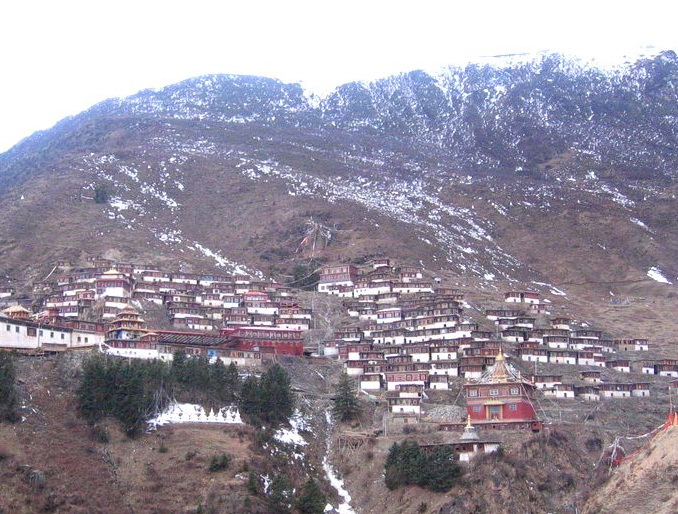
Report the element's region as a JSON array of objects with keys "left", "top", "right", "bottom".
[
  {"left": 3, "top": 52, "right": 678, "bottom": 512},
  {"left": 1, "top": 51, "right": 678, "bottom": 294}
]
